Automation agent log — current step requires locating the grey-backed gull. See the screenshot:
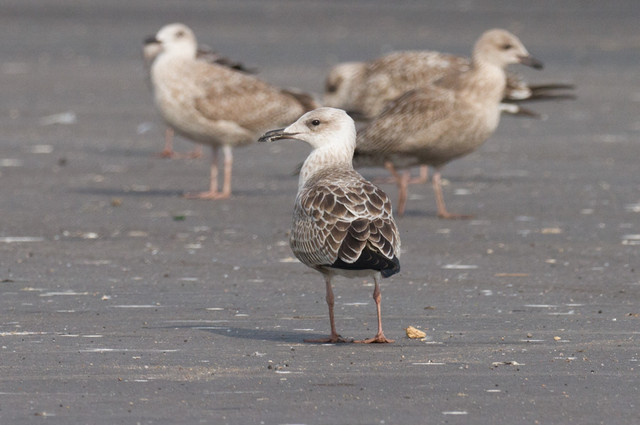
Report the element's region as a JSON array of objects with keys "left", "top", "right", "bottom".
[
  {"left": 259, "top": 107, "right": 401, "bottom": 344},
  {"left": 146, "top": 23, "right": 317, "bottom": 199},
  {"left": 355, "top": 29, "right": 544, "bottom": 218}
]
